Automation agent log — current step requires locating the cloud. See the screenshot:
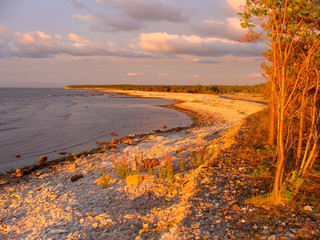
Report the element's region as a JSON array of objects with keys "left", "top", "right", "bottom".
[
  {"left": 246, "top": 73, "right": 264, "bottom": 79},
  {"left": 158, "top": 73, "right": 169, "bottom": 76},
  {"left": 127, "top": 72, "right": 144, "bottom": 76},
  {"left": 192, "top": 74, "right": 207, "bottom": 78},
  {"left": 0, "top": 24, "right": 158, "bottom": 59},
  {"left": 225, "top": 0, "right": 246, "bottom": 13},
  {"left": 192, "top": 17, "right": 247, "bottom": 41},
  {"left": 97, "top": 0, "right": 191, "bottom": 23},
  {"left": 74, "top": 0, "right": 191, "bottom": 33},
  {"left": 72, "top": 14, "right": 95, "bottom": 23},
  {"left": 132, "top": 32, "right": 263, "bottom": 58},
  {"left": 193, "top": 58, "right": 221, "bottom": 64},
  {"left": 65, "top": 0, "right": 87, "bottom": 9}
]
